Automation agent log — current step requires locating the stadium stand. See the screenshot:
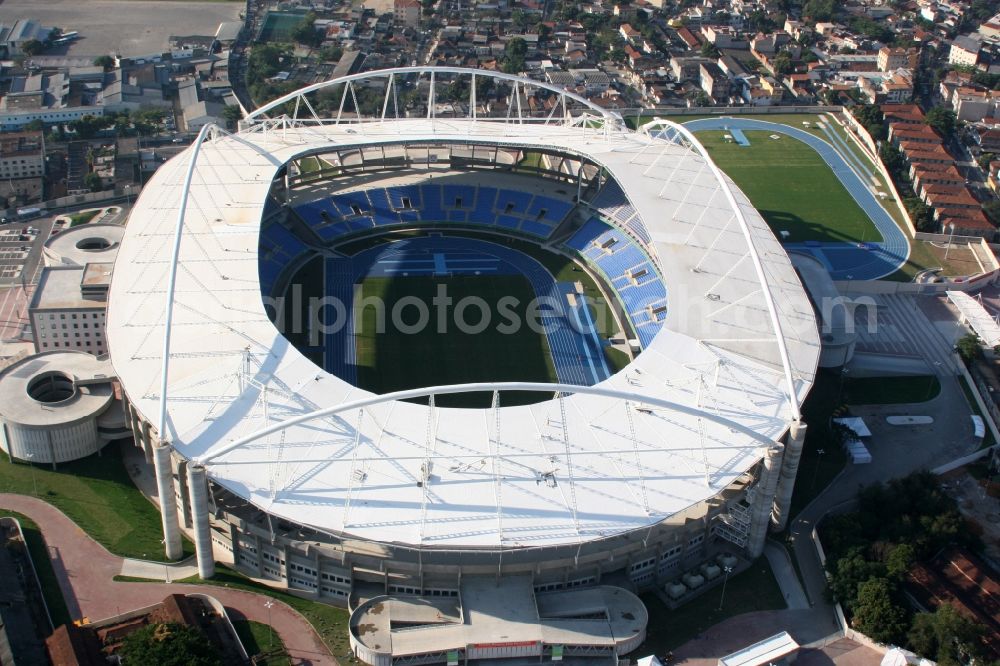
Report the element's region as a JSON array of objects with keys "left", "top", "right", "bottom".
[
  {"left": 258, "top": 222, "right": 312, "bottom": 294},
  {"left": 564, "top": 218, "right": 666, "bottom": 347},
  {"left": 586, "top": 181, "right": 653, "bottom": 245},
  {"left": 293, "top": 185, "right": 574, "bottom": 243}
]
